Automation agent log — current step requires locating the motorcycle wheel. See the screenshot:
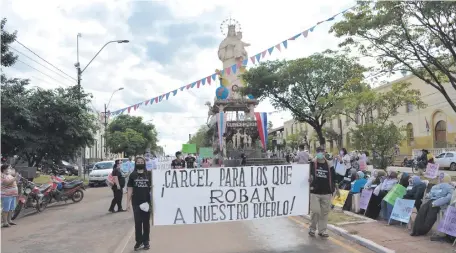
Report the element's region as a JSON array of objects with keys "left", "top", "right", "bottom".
[
  {"left": 71, "top": 189, "right": 84, "bottom": 203},
  {"left": 40, "top": 196, "right": 50, "bottom": 211},
  {"left": 12, "top": 202, "right": 24, "bottom": 220}
]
